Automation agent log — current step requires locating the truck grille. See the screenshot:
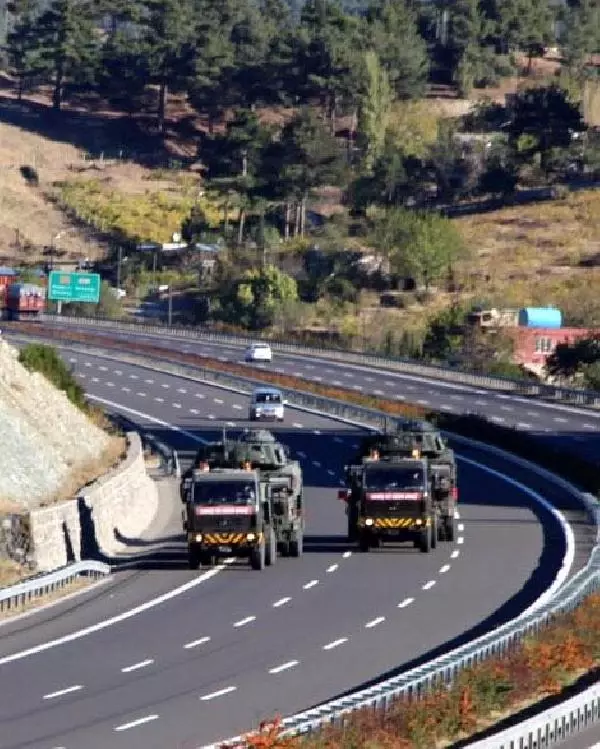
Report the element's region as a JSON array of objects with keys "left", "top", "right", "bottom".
[
  {"left": 365, "top": 500, "right": 423, "bottom": 518},
  {"left": 198, "top": 516, "right": 254, "bottom": 532}
]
